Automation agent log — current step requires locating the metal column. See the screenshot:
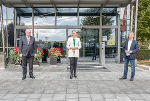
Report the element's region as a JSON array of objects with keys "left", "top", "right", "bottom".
[
  {"left": 6, "top": 7, "right": 8, "bottom": 58},
  {"left": 99, "top": 8, "right": 102, "bottom": 65},
  {"left": 130, "top": 5, "right": 134, "bottom": 31},
  {"left": 32, "top": 8, "right": 34, "bottom": 36},
  {"left": 134, "top": 0, "right": 138, "bottom": 40},
  {"left": 0, "top": 5, "right": 5, "bottom": 52},
  {"left": 66, "top": 28, "right": 68, "bottom": 64},
  {"left": 117, "top": 14, "right": 121, "bottom": 63},
  {"left": 14, "top": 8, "right": 17, "bottom": 47}
]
